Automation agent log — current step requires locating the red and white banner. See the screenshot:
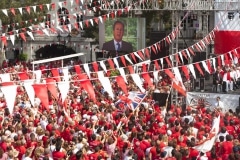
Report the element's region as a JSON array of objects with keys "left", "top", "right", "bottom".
[{"left": 215, "top": 6, "right": 240, "bottom": 54}]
